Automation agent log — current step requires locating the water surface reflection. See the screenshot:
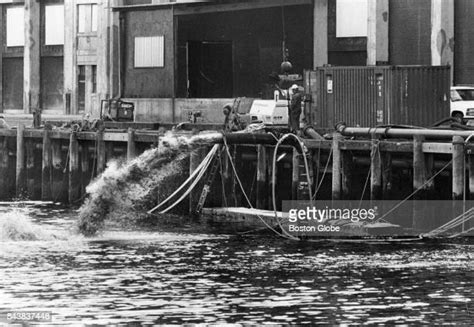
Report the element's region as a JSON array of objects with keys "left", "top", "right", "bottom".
[{"left": 0, "top": 202, "right": 472, "bottom": 325}]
